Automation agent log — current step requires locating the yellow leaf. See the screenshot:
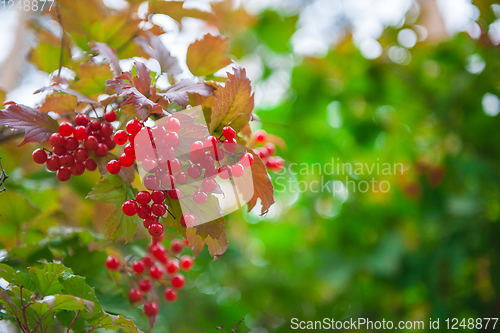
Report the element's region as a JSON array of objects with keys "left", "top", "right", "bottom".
[{"left": 38, "top": 94, "right": 78, "bottom": 114}]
